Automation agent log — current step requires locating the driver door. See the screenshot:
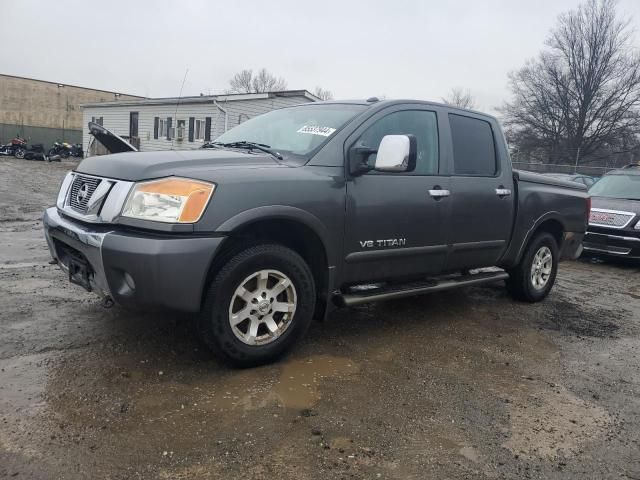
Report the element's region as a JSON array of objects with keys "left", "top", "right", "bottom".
[{"left": 343, "top": 106, "right": 451, "bottom": 284}]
